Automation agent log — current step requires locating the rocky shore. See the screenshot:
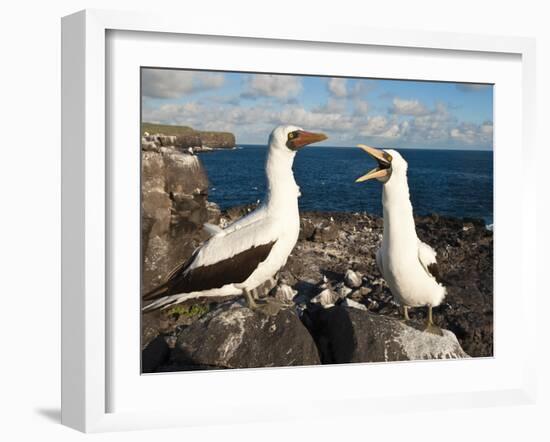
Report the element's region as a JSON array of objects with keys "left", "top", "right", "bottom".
[{"left": 141, "top": 137, "right": 493, "bottom": 372}]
